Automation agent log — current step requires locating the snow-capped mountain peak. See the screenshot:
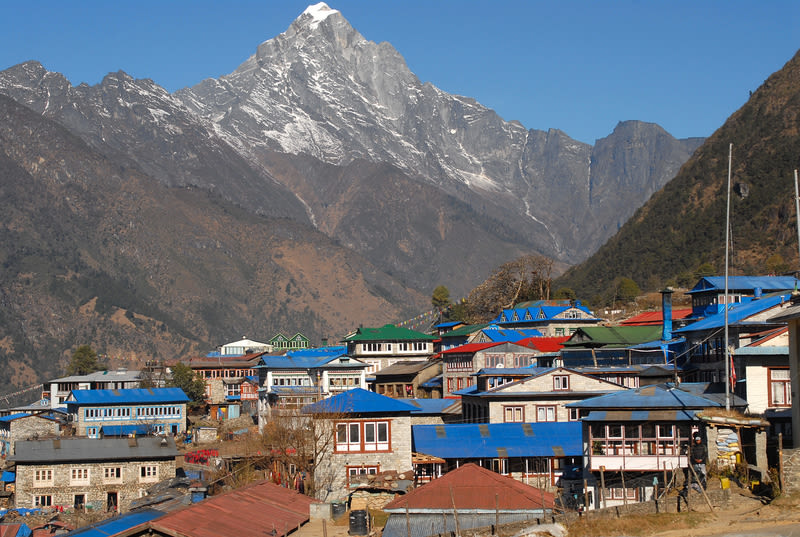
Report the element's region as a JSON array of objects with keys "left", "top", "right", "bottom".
[{"left": 301, "top": 2, "right": 340, "bottom": 28}]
